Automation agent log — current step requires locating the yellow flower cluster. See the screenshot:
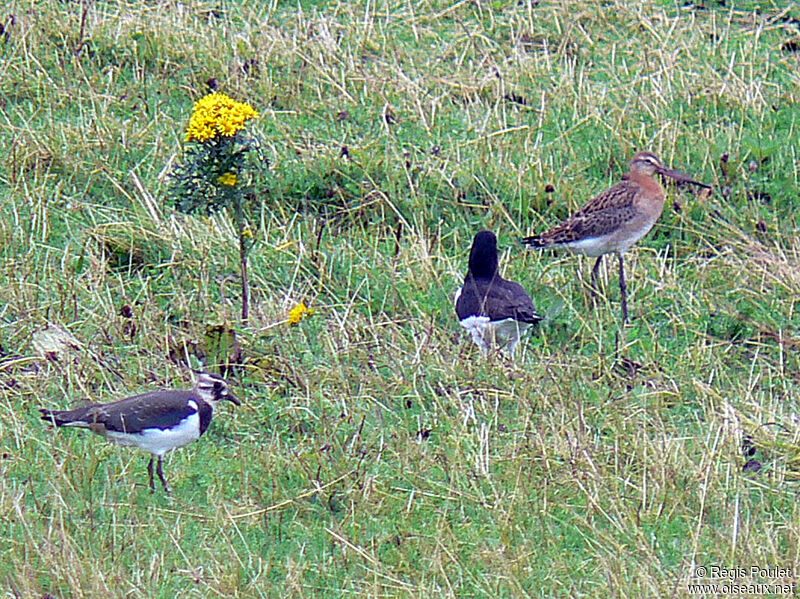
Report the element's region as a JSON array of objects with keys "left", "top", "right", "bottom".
[
  {"left": 217, "top": 172, "right": 238, "bottom": 186},
  {"left": 185, "top": 92, "right": 259, "bottom": 143},
  {"left": 288, "top": 302, "right": 315, "bottom": 325}
]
